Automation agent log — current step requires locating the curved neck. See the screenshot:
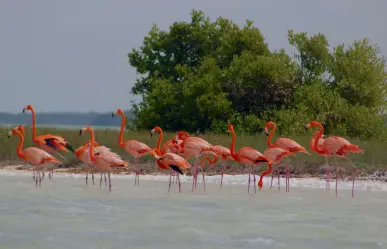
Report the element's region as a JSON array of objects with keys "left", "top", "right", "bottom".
[
  {"left": 314, "top": 123, "right": 324, "bottom": 153},
  {"left": 156, "top": 130, "right": 163, "bottom": 150},
  {"left": 118, "top": 112, "right": 126, "bottom": 147},
  {"left": 88, "top": 129, "right": 96, "bottom": 161},
  {"left": 29, "top": 108, "right": 37, "bottom": 140},
  {"left": 14, "top": 130, "right": 26, "bottom": 159},
  {"left": 229, "top": 129, "right": 238, "bottom": 160},
  {"left": 259, "top": 162, "right": 272, "bottom": 184},
  {"left": 200, "top": 153, "right": 218, "bottom": 166},
  {"left": 267, "top": 124, "right": 276, "bottom": 148}
]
